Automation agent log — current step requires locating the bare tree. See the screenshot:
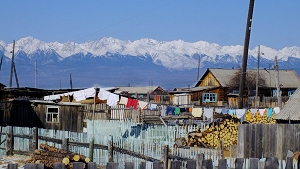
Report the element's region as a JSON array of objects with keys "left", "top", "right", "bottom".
[{"left": 228, "top": 69, "right": 266, "bottom": 95}]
